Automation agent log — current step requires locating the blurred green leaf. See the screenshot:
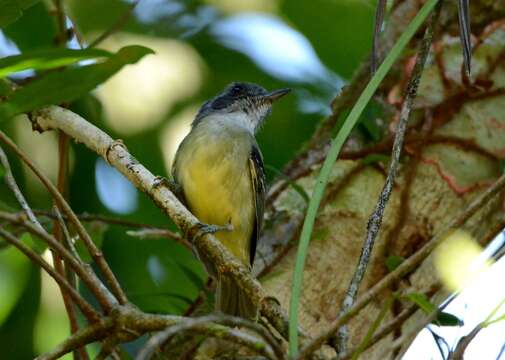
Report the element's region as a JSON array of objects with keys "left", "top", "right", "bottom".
[
  {"left": 0, "top": 245, "right": 31, "bottom": 327},
  {"left": 20, "top": 232, "right": 46, "bottom": 254},
  {"left": 432, "top": 312, "right": 463, "bottom": 327},
  {"left": 385, "top": 255, "right": 404, "bottom": 272},
  {"left": 0, "top": 163, "right": 5, "bottom": 181},
  {"left": 0, "top": 79, "right": 12, "bottom": 97},
  {"left": 0, "top": 0, "right": 40, "bottom": 28},
  {"left": 0, "top": 48, "right": 112, "bottom": 78},
  {"left": 0, "top": 45, "right": 154, "bottom": 120},
  {"left": 177, "top": 262, "right": 206, "bottom": 290},
  {"left": 405, "top": 292, "right": 436, "bottom": 314},
  {"left": 3, "top": 2, "right": 56, "bottom": 52}
]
